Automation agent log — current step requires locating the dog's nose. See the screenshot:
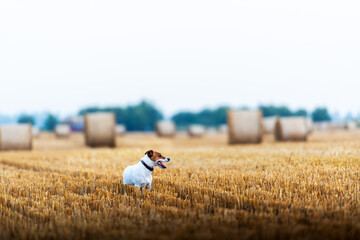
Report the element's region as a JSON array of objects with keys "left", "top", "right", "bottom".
[{"left": 167, "top": 158, "right": 170, "bottom": 161}]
